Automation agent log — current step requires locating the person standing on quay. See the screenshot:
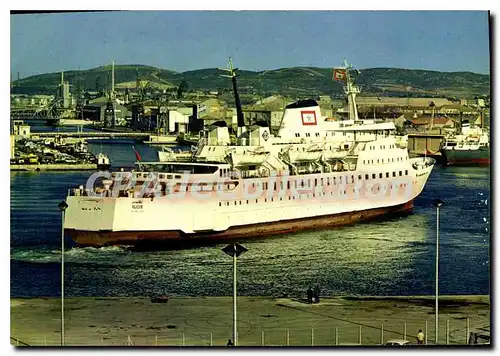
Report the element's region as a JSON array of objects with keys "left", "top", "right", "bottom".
[{"left": 417, "top": 330, "right": 425, "bottom": 344}]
